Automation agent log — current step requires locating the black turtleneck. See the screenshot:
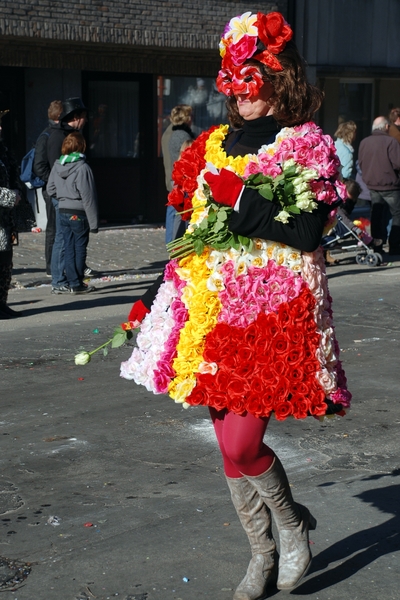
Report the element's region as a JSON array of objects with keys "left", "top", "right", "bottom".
[
  {"left": 227, "top": 116, "right": 331, "bottom": 251},
  {"left": 225, "top": 116, "right": 281, "bottom": 157}
]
